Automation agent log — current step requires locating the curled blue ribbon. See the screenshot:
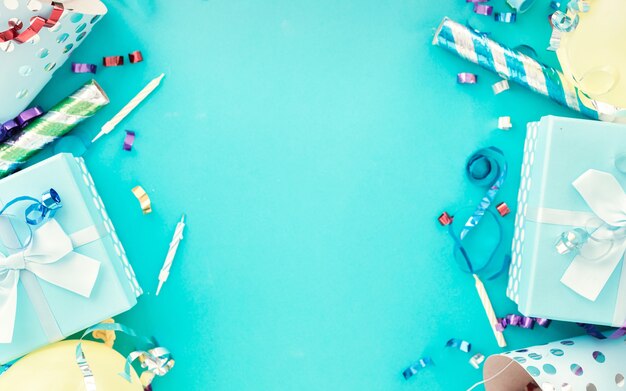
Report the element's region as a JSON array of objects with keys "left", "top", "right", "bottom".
[
  {"left": 402, "top": 356, "right": 433, "bottom": 380},
  {"left": 445, "top": 147, "right": 510, "bottom": 279},
  {"left": 0, "top": 188, "right": 62, "bottom": 226}
]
